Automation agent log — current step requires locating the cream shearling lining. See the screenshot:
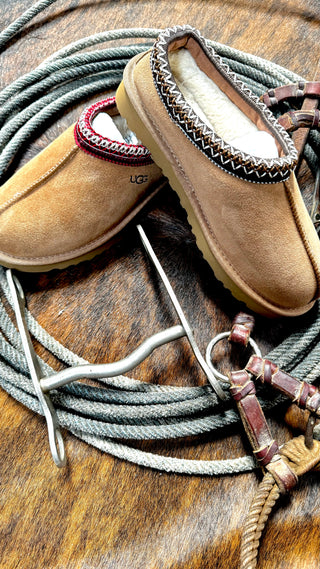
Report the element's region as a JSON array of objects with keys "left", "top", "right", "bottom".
[
  {"left": 92, "top": 113, "right": 140, "bottom": 145},
  {"left": 169, "top": 49, "right": 279, "bottom": 159}
]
